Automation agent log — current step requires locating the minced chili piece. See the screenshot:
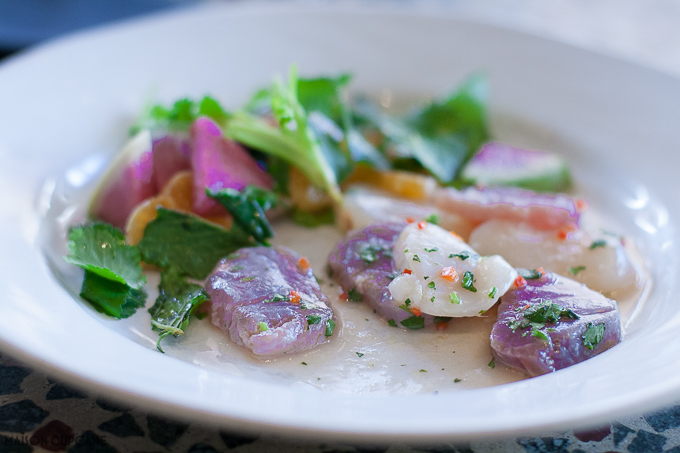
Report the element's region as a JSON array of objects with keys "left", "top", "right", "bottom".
[
  {"left": 339, "top": 292, "right": 348, "bottom": 301},
  {"left": 298, "top": 256, "right": 311, "bottom": 273},
  {"left": 435, "top": 322, "right": 449, "bottom": 331},
  {"left": 403, "top": 268, "right": 412, "bottom": 275},
  {"left": 417, "top": 221, "right": 427, "bottom": 230},
  {"left": 289, "top": 290, "right": 301, "bottom": 304},
  {"left": 440, "top": 266, "right": 458, "bottom": 282},
  {"left": 410, "top": 307, "right": 423, "bottom": 317},
  {"left": 513, "top": 275, "right": 527, "bottom": 288},
  {"left": 405, "top": 217, "right": 416, "bottom": 224}
]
